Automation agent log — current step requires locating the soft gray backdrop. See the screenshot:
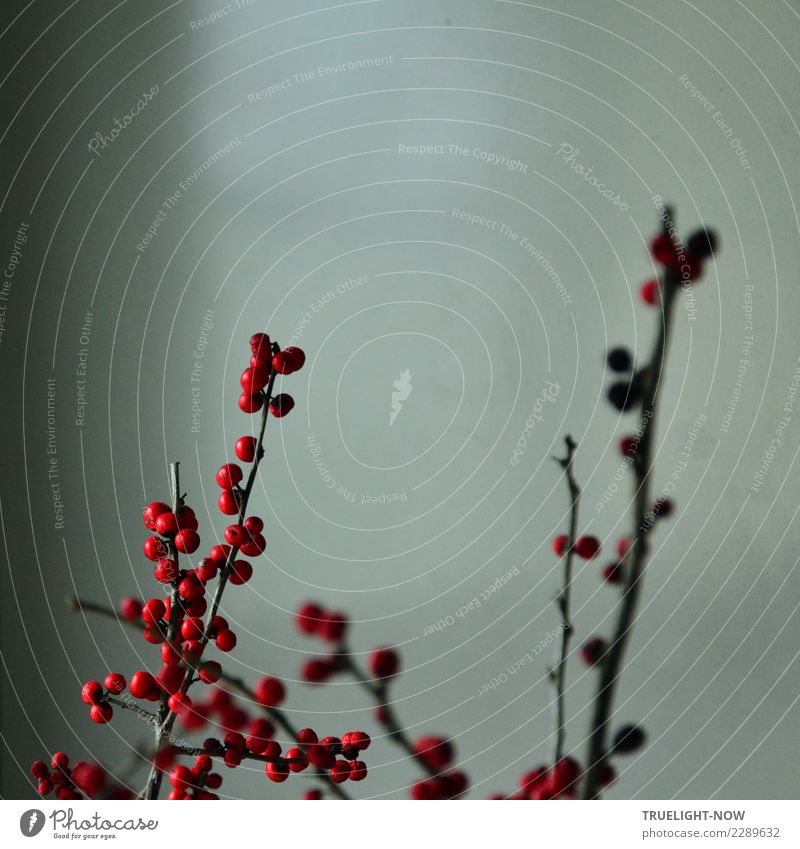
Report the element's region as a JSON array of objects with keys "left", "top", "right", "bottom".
[{"left": 2, "top": 0, "right": 800, "bottom": 799}]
